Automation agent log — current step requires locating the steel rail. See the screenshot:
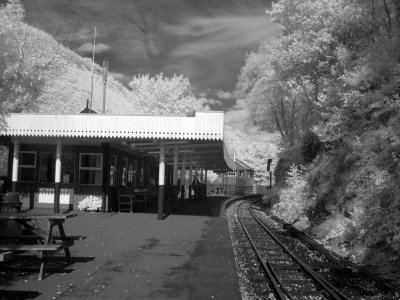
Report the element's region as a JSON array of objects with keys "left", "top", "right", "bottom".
[
  {"left": 236, "top": 201, "right": 292, "bottom": 300},
  {"left": 249, "top": 206, "right": 351, "bottom": 300}
]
